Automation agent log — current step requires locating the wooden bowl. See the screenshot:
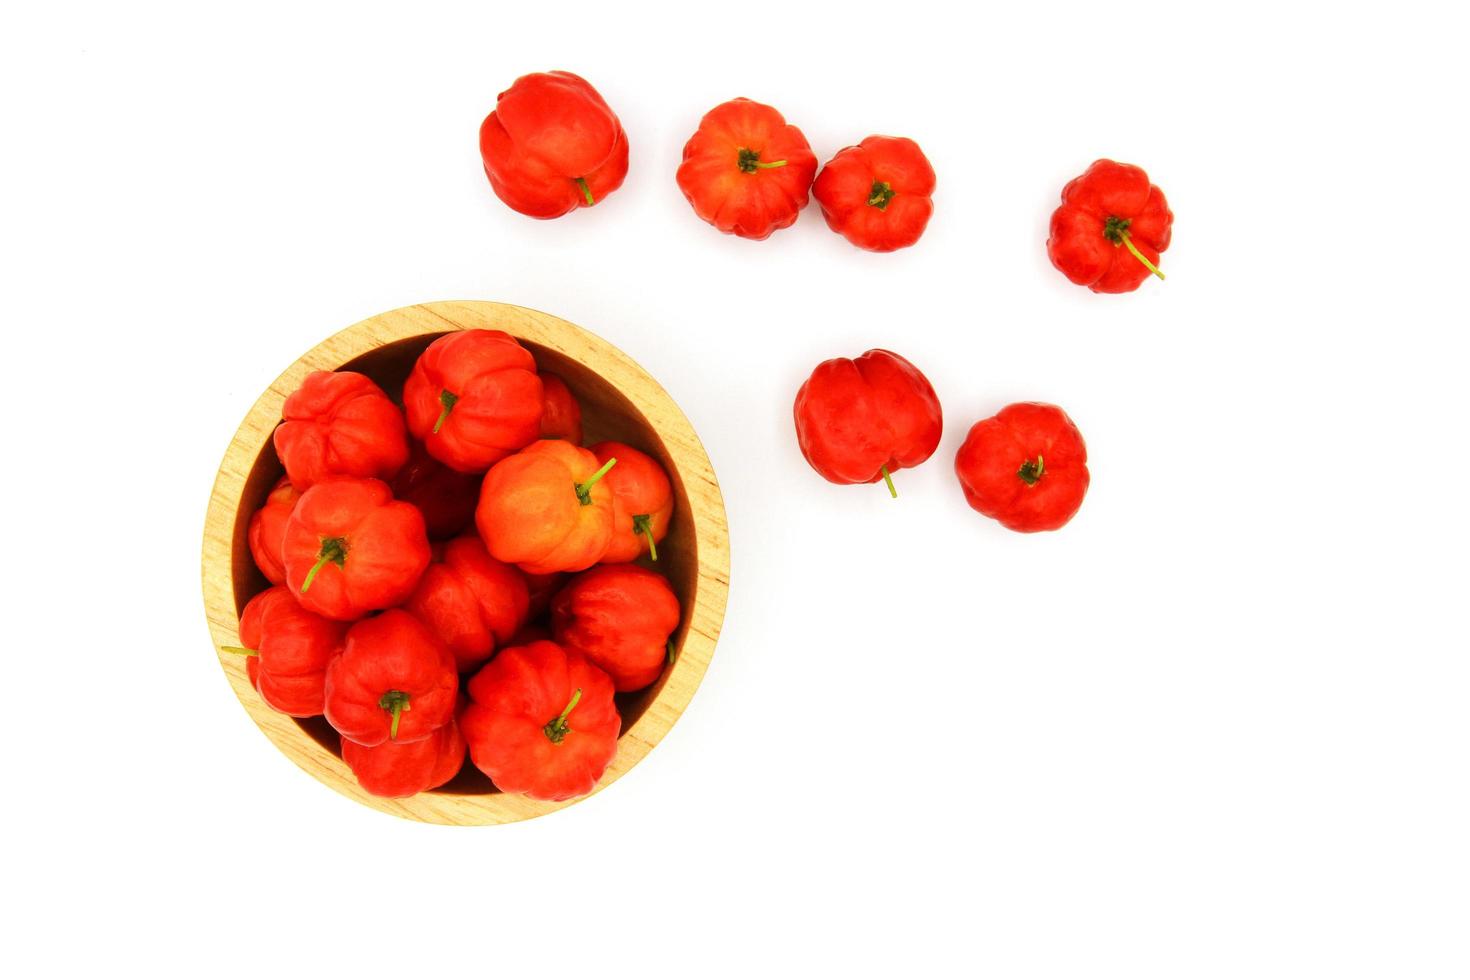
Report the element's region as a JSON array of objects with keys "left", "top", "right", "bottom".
[{"left": 200, "top": 301, "right": 729, "bottom": 824}]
